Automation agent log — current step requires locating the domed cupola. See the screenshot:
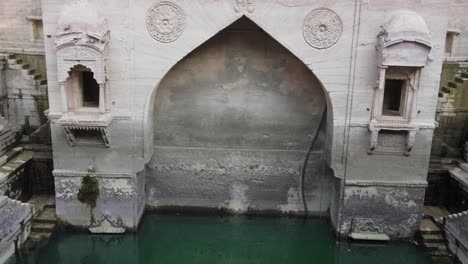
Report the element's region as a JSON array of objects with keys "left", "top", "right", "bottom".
[
  {"left": 377, "top": 10, "right": 432, "bottom": 67},
  {"left": 55, "top": 0, "right": 109, "bottom": 50}
]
